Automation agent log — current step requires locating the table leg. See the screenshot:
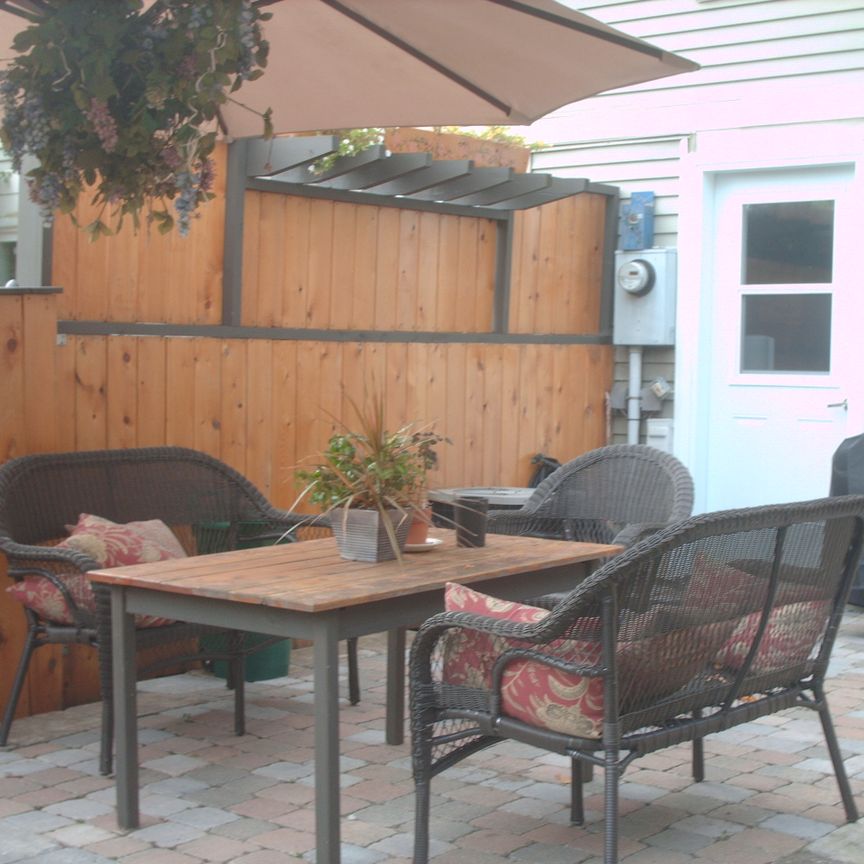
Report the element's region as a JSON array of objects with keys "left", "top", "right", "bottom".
[
  {"left": 385, "top": 627, "right": 406, "bottom": 745},
  {"left": 313, "top": 617, "right": 341, "bottom": 864},
  {"left": 111, "top": 588, "right": 139, "bottom": 829}
]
